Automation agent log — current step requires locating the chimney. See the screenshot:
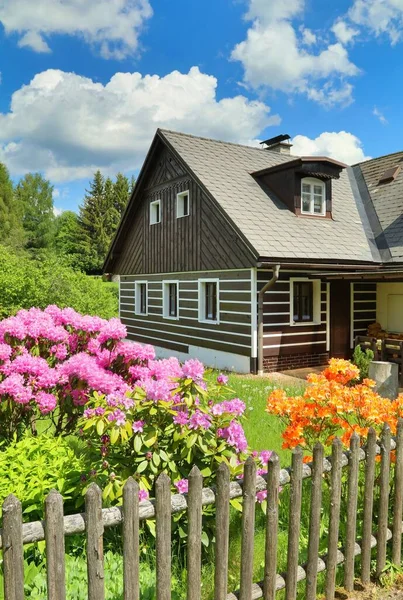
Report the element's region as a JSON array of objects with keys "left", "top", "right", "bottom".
[{"left": 260, "top": 134, "right": 292, "bottom": 155}]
